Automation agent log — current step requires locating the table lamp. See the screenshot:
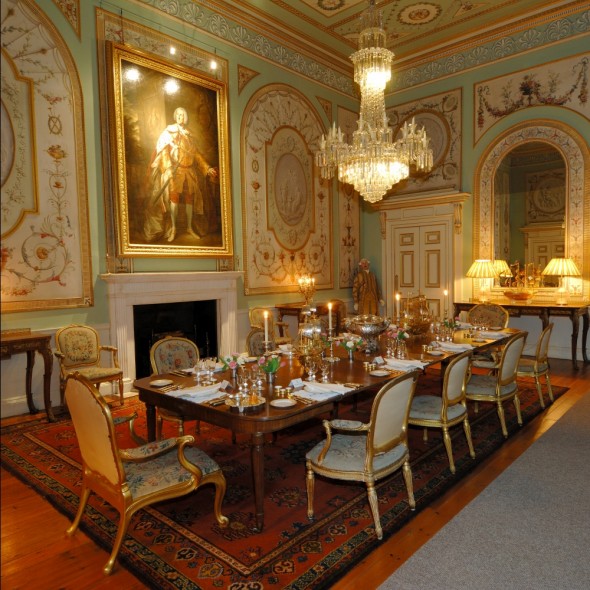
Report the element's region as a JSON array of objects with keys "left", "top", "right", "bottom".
[
  {"left": 466, "top": 259, "right": 499, "bottom": 302},
  {"left": 541, "top": 257, "right": 581, "bottom": 305}
]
